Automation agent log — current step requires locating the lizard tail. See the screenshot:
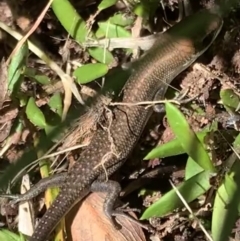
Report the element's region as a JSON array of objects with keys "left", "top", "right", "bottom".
[{"left": 29, "top": 190, "right": 88, "bottom": 241}]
